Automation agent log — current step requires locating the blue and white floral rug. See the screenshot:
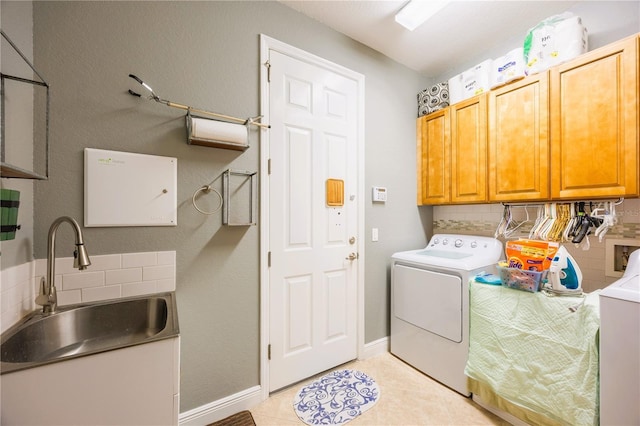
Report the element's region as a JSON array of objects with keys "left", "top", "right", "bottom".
[{"left": 293, "top": 369, "right": 380, "bottom": 425}]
